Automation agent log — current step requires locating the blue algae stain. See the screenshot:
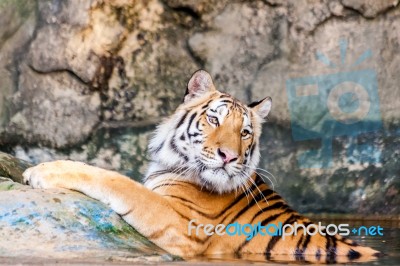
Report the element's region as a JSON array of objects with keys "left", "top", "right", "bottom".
[
  {"left": 11, "top": 217, "right": 30, "bottom": 226},
  {"left": 0, "top": 211, "right": 41, "bottom": 226},
  {"left": 56, "top": 245, "right": 87, "bottom": 252},
  {"left": 75, "top": 201, "right": 118, "bottom": 233}
]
